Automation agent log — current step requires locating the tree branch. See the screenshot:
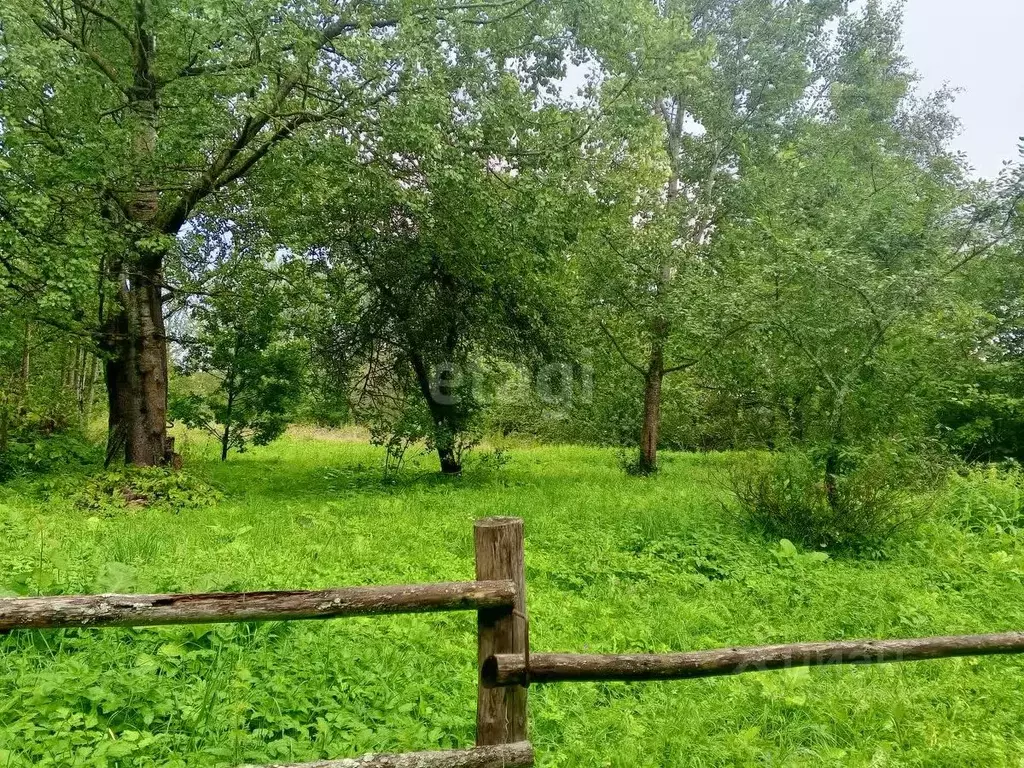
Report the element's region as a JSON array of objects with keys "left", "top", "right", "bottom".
[
  {"left": 598, "top": 321, "right": 646, "bottom": 377},
  {"left": 72, "top": 0, "right": 133, "bottom": 42},
  {"left": 33, "top": 17, "right": 125, "bottom": 90}
]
